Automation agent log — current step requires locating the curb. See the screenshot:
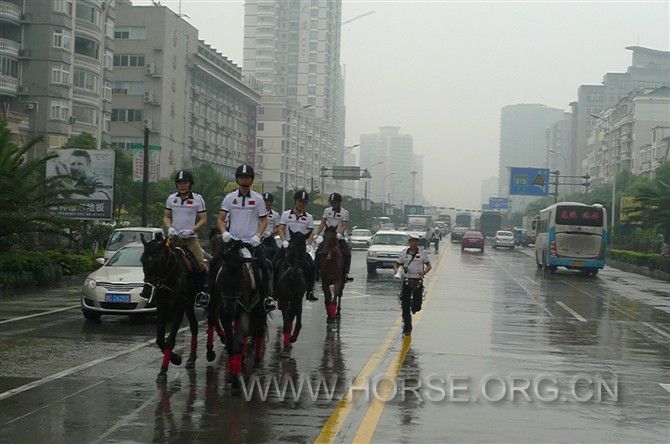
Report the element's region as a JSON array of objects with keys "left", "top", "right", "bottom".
[{"left": 606, "top": 258, "right": 670, "bottom": 282}]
